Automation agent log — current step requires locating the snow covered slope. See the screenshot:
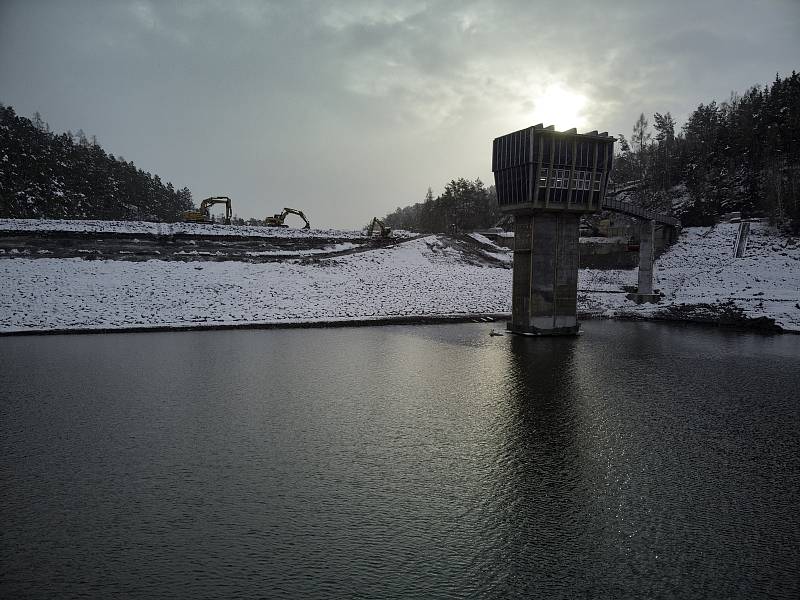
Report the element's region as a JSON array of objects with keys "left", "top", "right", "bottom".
[
  {"left": 581, "top": 222, "right": 800, "bottom": 331},
  {"left": 0, "top": 237, "right": 511, "bottom": 332},
  {"left": 0, "top": 218, "right": 416, "bottom": 239},
  {"left": 1, "top": 223, "right": 798, "bottom": 333}
]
